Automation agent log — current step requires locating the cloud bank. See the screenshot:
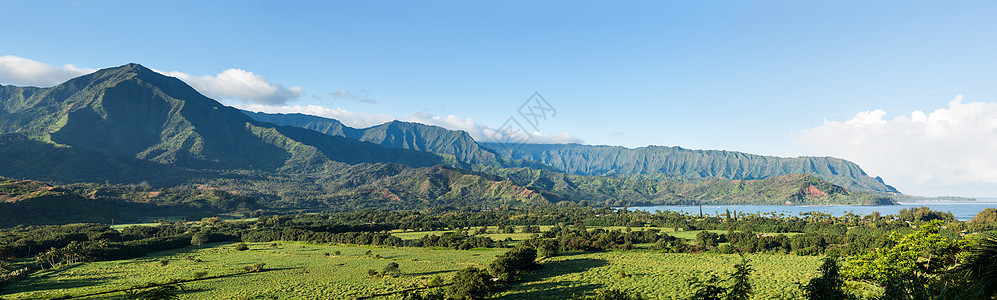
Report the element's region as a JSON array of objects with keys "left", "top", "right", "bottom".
[
  {"left": 159, "top": 69, "right": 302, "bottom": 105},
  {"left": 0, "top": 55, "right": 96, "bottom": 86},
  {"left": 797, "top": 96, "right": 997, "bottom": 196},
  {"left": 238, "top": 104, "right": 583, "bottom": 144}
]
